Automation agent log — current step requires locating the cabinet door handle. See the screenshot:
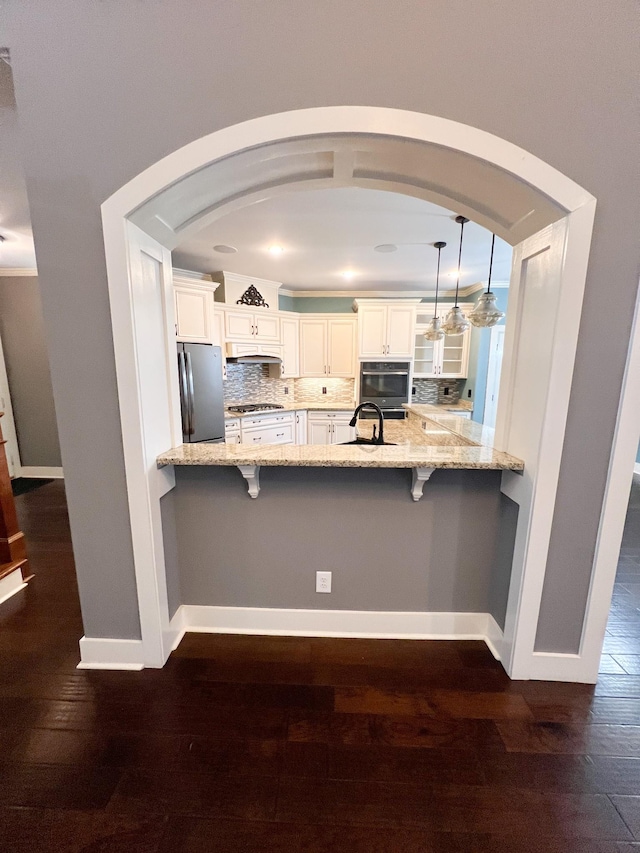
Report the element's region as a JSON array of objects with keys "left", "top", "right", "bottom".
[{"left": 276, "top": 432, "right": 284, "bottom": 437}]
